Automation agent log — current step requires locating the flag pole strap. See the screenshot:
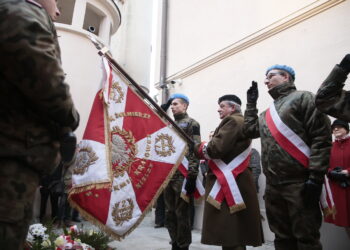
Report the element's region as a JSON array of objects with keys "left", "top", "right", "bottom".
[{"left": 93, "top": 42, "right": 194, "bottom": 146}]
